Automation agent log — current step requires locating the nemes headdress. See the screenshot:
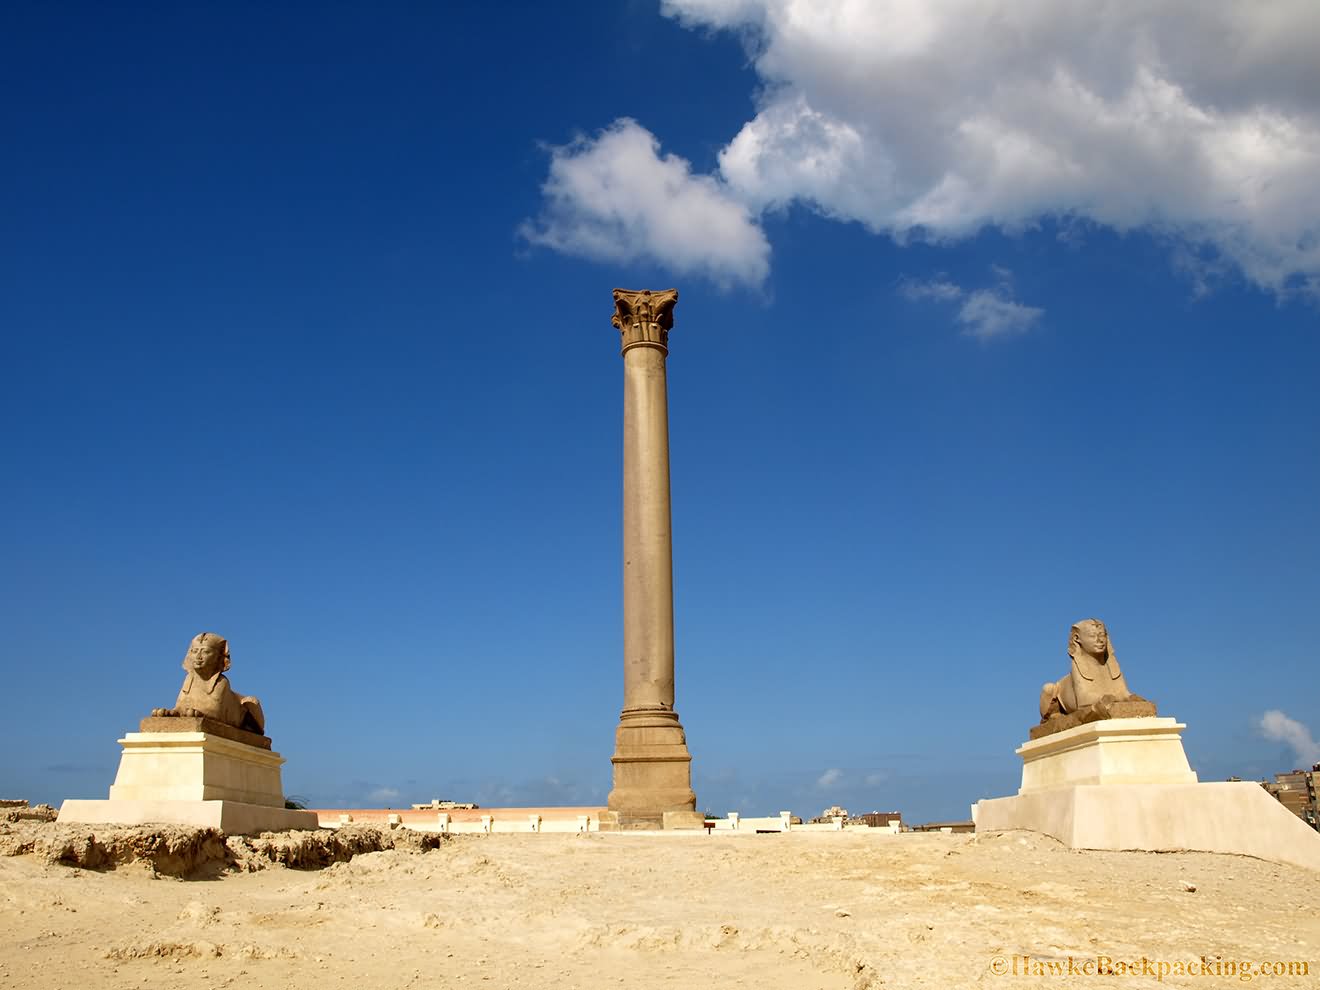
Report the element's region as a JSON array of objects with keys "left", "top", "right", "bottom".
[{"left": 184, "top": 632, "right": 232, "bottom": 672}]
